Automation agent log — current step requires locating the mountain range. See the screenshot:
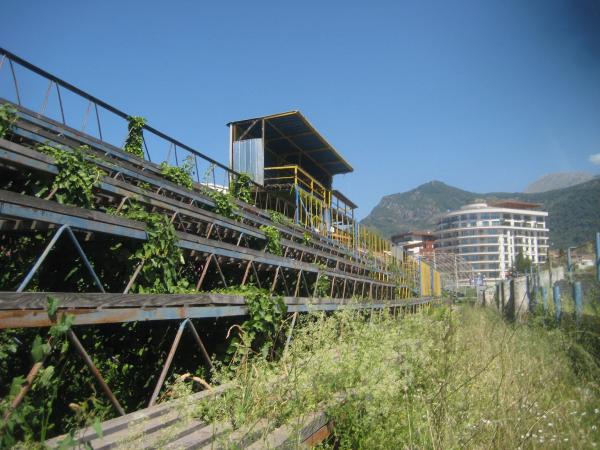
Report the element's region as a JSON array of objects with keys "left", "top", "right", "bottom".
[
  {"left": 523, "top": 171, "right": 595, "bottom": 193},
  {"left": 361, "top": 177, "right": 600, "bottom": 249}
]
